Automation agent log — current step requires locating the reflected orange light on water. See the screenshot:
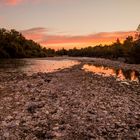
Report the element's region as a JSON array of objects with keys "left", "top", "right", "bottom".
[
  {"left": 130, "top": 71, "right": 139, "bottom": 82},
  {"left": 22, "top": 59, "right": 80, "bottom": 74},
  {"left": 83, "top": 65, "right": 116, "bottom": 77},
  {"left": 82, "top": 64, "right": 139, "bottom": 83},
  {"left": 117, "top": 69, "right": 126, "bottom": 81}
]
